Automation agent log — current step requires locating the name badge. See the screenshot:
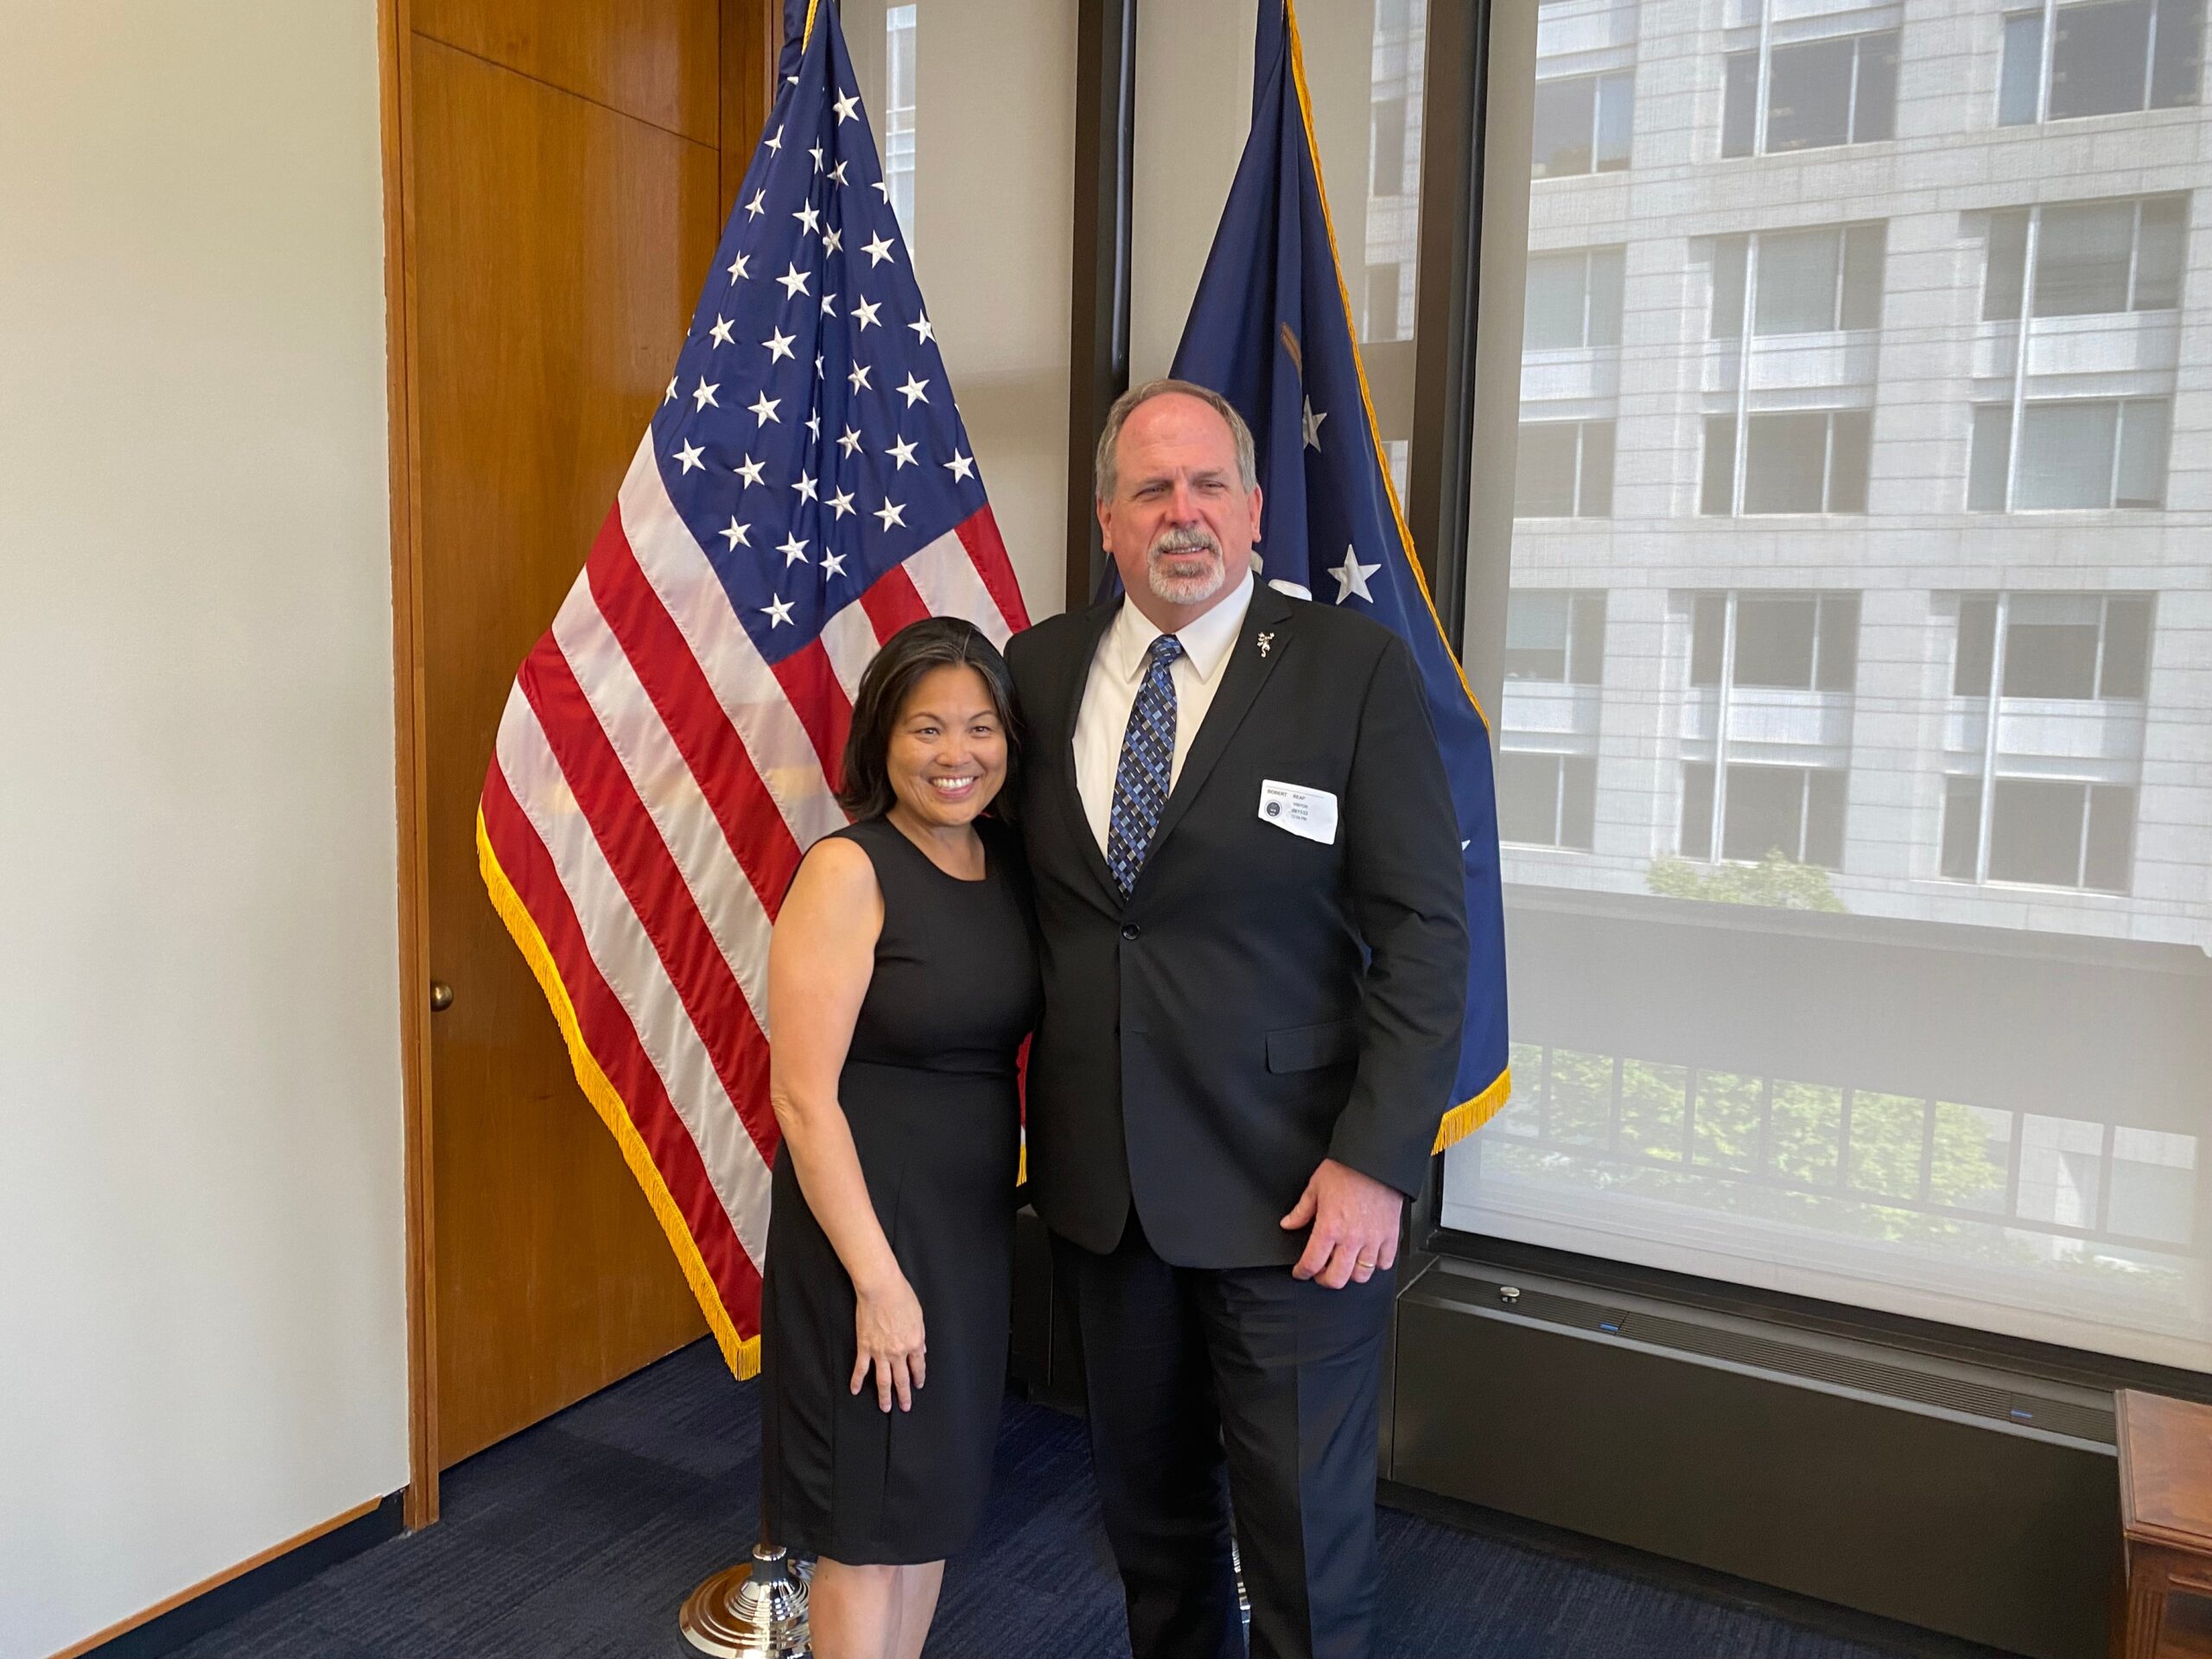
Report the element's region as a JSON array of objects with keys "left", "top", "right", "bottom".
[{"left": 1258, "top": 779, "right": 1338, "bottom": 845}]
